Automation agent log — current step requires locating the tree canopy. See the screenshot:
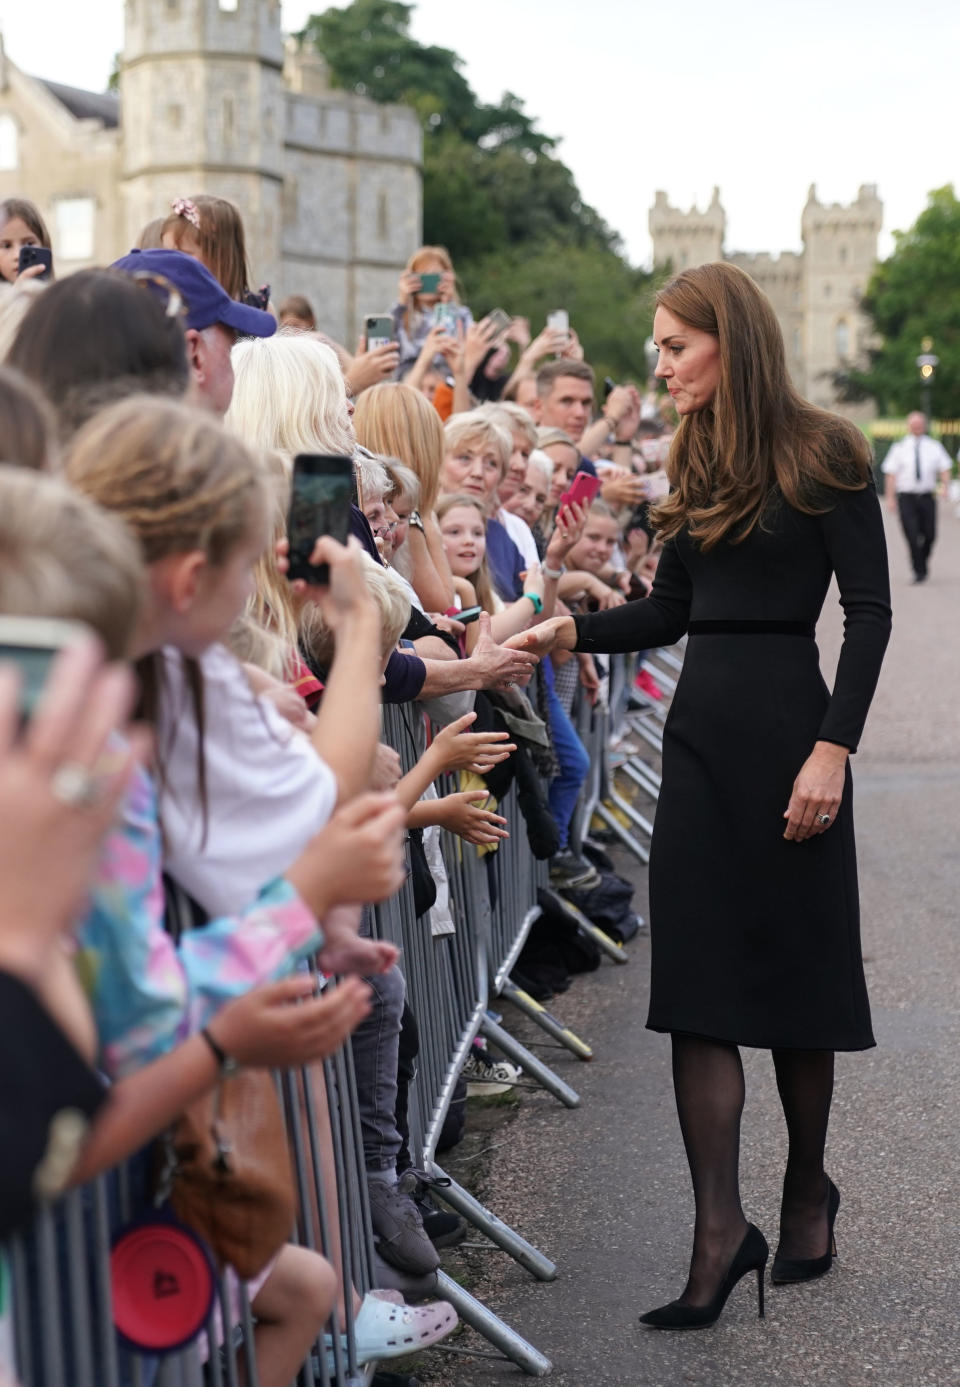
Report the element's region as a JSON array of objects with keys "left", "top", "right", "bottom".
[
  {"left": 296, "top": 0, "right": 657, "bottom": 380},
  {"left": 841, "top": 186, "right": 960, "bottom": 418}
]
